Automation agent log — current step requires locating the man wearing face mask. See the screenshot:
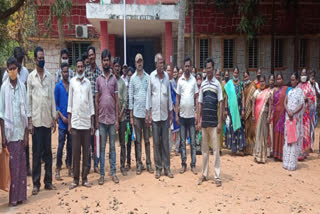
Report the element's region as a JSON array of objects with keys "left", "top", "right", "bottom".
[
  {"left": 55, "top": 48, "right": 74, "bottom": 84},
  {"left": 0, "top": 56, "right": 29, "bottom": 206},
  {"left": 202, "top": 68, "right": 207, "bottom": 80},
  {"left": 85, "top": 46, "right": 102, "bottom": 173},
  {"left": 27, "top": 46, "right": 57, "bottom": 195},
  {"left": 176, "top": 57, "right": 199, "bottom": 175}
]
